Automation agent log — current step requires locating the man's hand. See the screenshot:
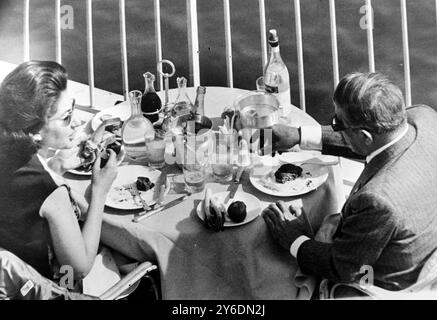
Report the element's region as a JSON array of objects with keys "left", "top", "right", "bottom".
[
  {"left": 272, "top": 124, "right": 301, "bottom": 152},
  {"left": 262, "top": 201, "right": 312, "bottom": 251}
]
